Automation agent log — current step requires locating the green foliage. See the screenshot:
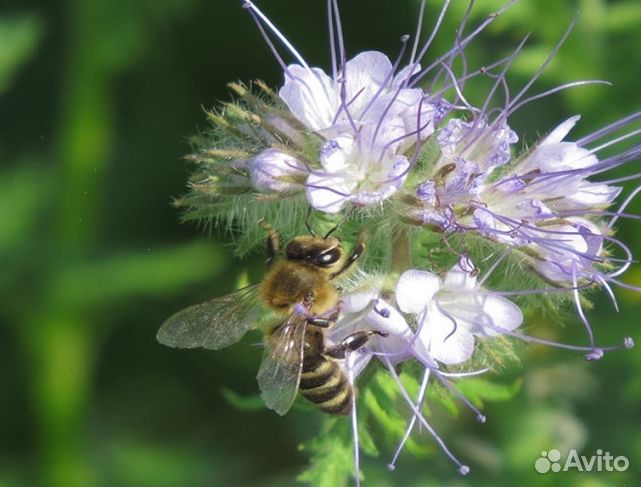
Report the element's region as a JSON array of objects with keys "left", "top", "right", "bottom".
[
  {"left": 0, "top": 14, "right": 43, "bottom": 93},
  {"left": 455, "top": 377, "right": 522, "bottom": 407},
  {"left": 0, "top": 0, "right": 639, "bottom": 486},
  {"left": 298, "top": 418, "right": 355, "bottom": 487}
]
